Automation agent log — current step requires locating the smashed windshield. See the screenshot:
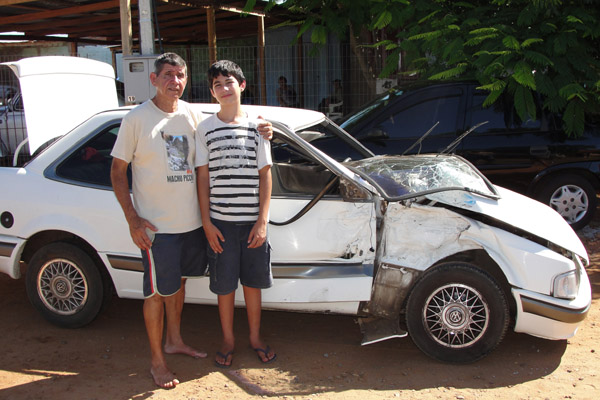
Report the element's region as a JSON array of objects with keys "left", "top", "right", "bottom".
[{"left": 346, "top": 154, "right": 498, "bottom": 200}]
